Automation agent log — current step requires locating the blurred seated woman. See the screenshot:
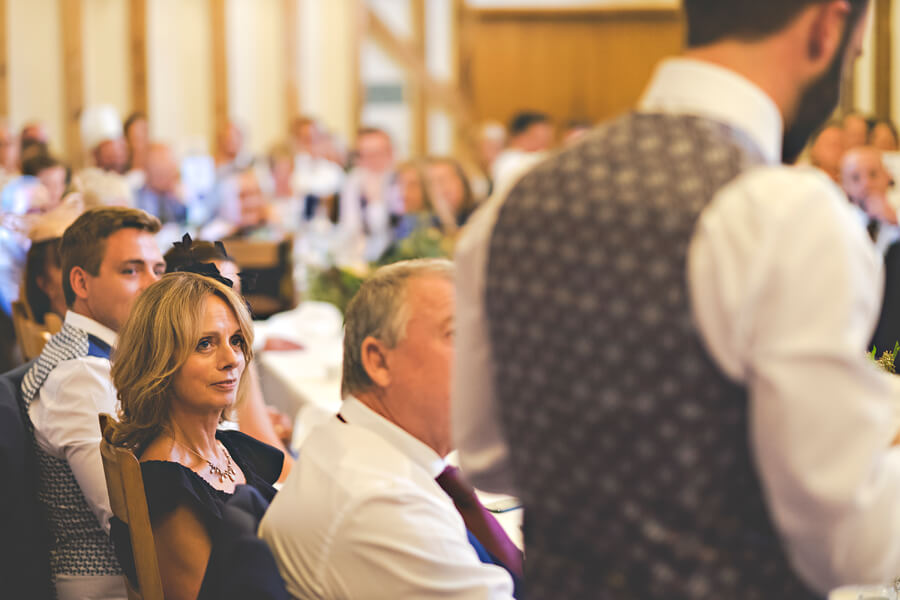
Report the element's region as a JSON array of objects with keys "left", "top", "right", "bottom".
[
  {"left": 426, "top": 156, "right": 477, "bottom": 234},
  {"left": 21, "top": 195, "right": 83, "bottom": 325},
  {"left": 392, "top": 161, "right": 437, "bottom": 240},
  {"left": 163, "top": 236, "right": 294, "bottom": 480},
  {"left": 109, "top": 272, "right": 284, "bottom": 600}
]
